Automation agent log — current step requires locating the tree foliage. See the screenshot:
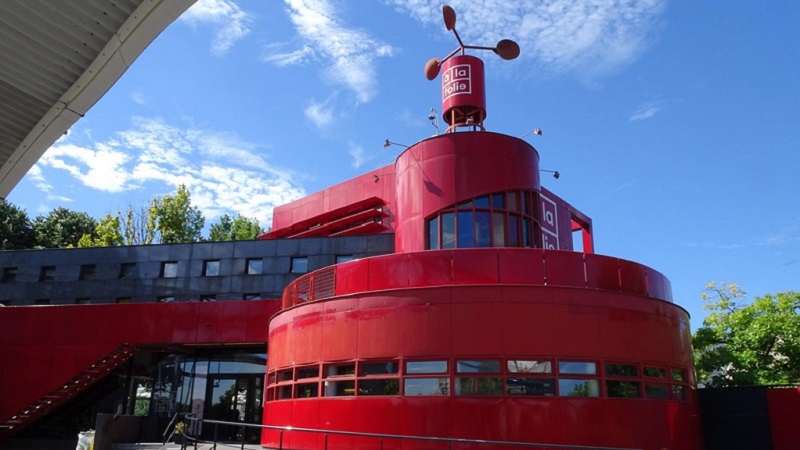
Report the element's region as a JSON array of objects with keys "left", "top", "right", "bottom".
[
  {"left": 33, "top": 207, "right": 97, "bottom": 248},
  {"left": 152, "top": 185, "right": 205, "bottom": 244},
  {"left": 78, "top": 214, "right": 124, "bottom": 247},
  {"left": 122, "top": 201, "right": 158, "bottom": 246},
  {"left": 0, "top": 201, "right": 36, "bottom": 250},
  {"left": 208, "top": 214, "right": 263, "bottom": 241},
  {"left": 692, "top": 282, "right": 800, "bottom": 387}
]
